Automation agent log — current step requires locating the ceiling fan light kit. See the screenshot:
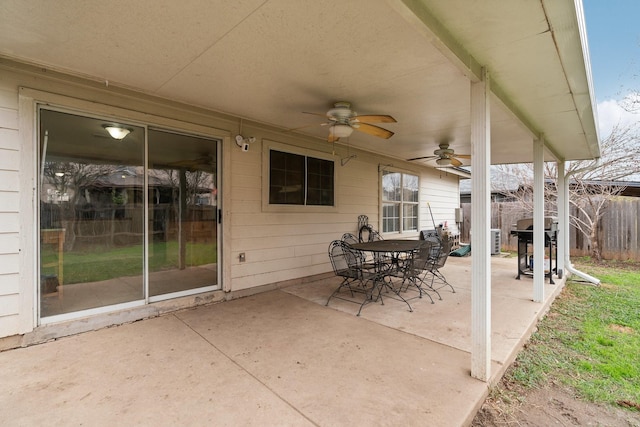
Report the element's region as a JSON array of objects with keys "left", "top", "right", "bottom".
[
  {"left": 330, "top": 124, "right": 354, "bottom": 138},
  {"left": 407, "top": 142, "right": 470, "bottom": 168}
]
